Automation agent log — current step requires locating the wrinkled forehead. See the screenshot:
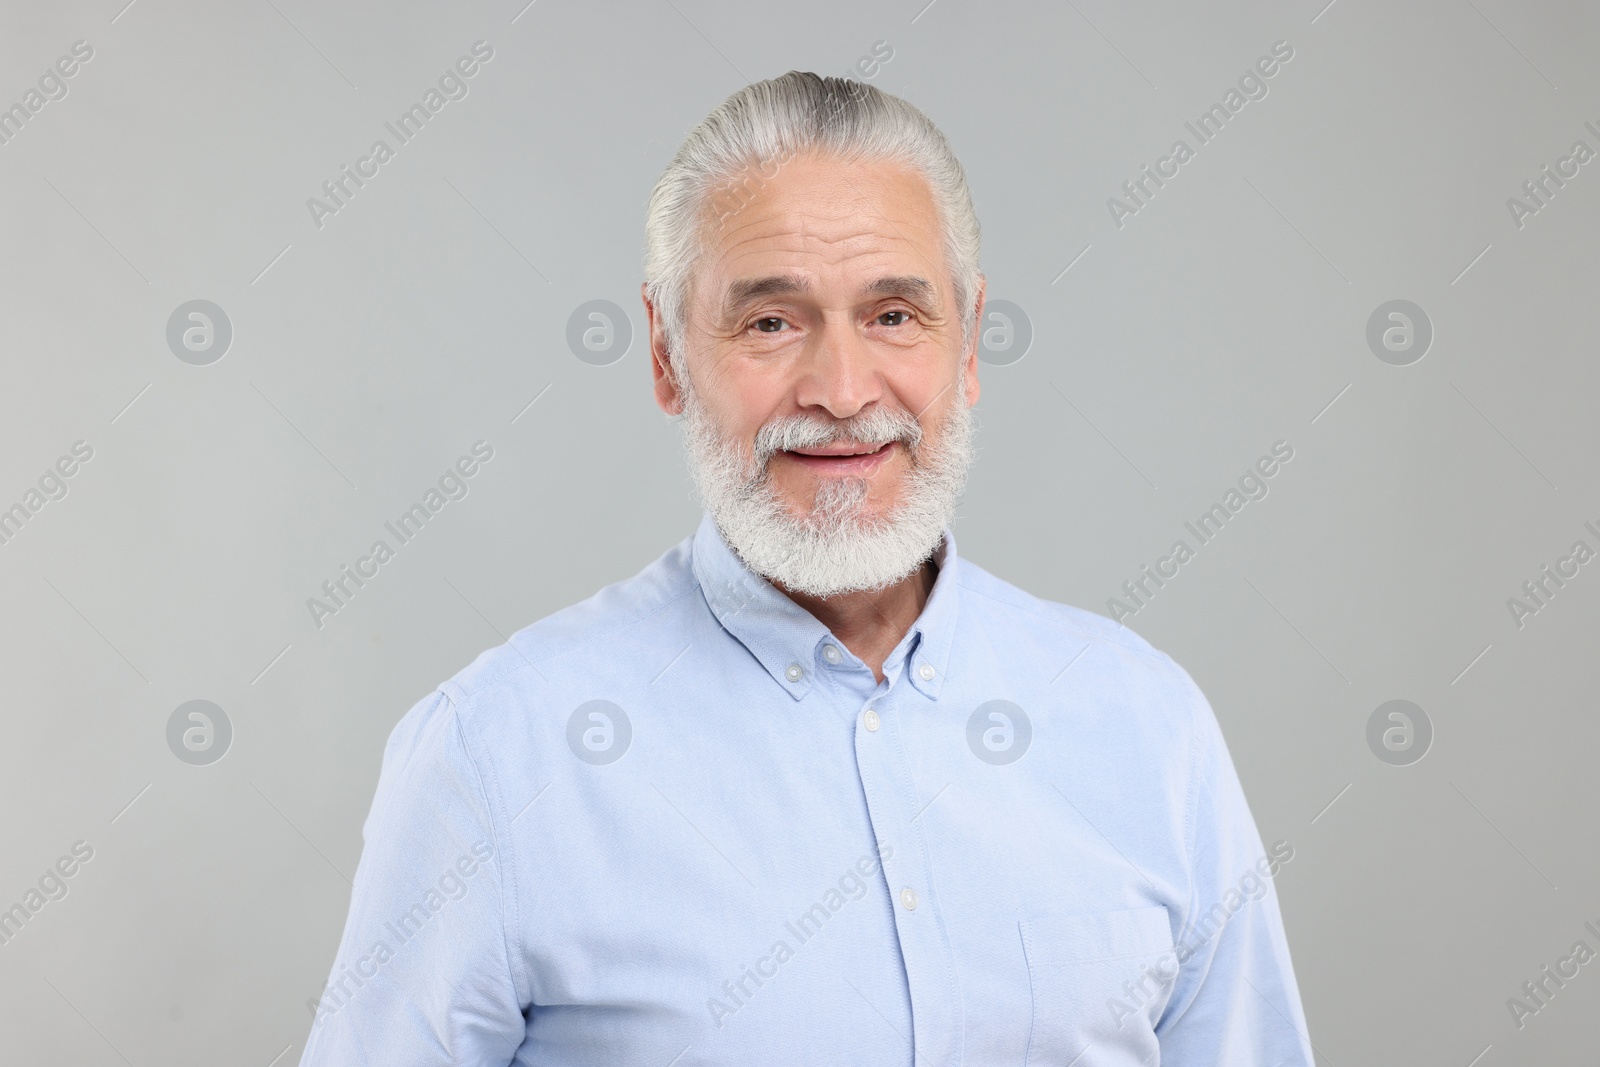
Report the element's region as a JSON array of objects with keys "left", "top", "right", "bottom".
[{"left": 691, "top": 152, "right": 951, "bottom": 317}]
